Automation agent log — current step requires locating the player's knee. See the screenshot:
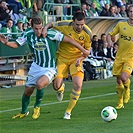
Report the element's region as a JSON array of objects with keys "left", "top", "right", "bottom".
[
  {"left": 121, "top": 76, "right": 128, "bottom": 83},
  {"left": 53, "top": 79, "right": 63, "bottom": 91},
  {"left": 74, "top": 83, "right": 82, "bottom": 91},
  {"left": 24, "top": 89, "right": 33, "bottom": 96},
  {"left": 36, "top": 83, "right": 43, "bottom": 90},
  {"left": 120, "top": 73, "right": 129, "bottom": 83},
  {"left": 53, "top": 83, "right": 61, "bottom": 91}
]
